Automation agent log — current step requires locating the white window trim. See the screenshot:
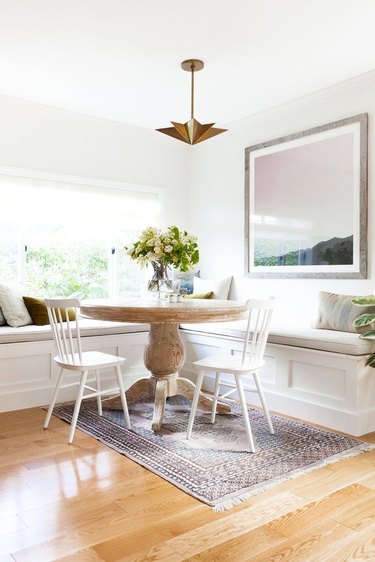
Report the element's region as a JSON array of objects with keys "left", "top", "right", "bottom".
[{"left": 0, "top": 165, "right": 164, "bottom": 198}]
